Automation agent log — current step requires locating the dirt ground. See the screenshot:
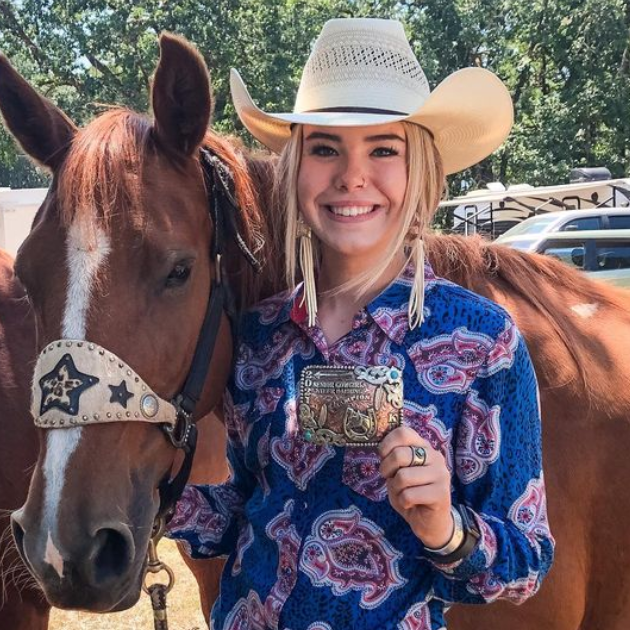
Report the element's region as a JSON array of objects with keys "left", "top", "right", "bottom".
[{"left": 49, "top": 540, "right": 207, "bottom": 630}]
